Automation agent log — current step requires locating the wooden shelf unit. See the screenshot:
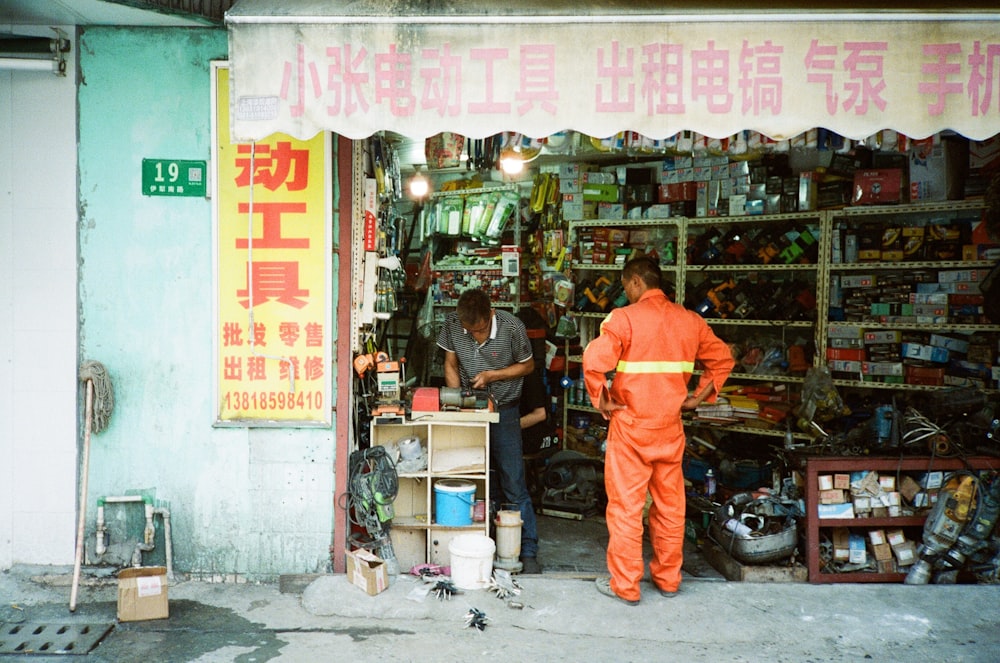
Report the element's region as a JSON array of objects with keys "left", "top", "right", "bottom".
[
  {"left": 371, "top": 415, "right": 494, "bottom": 571},
  {"left": 804, "top": 455, "right": 998, "bottom": 583}
]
